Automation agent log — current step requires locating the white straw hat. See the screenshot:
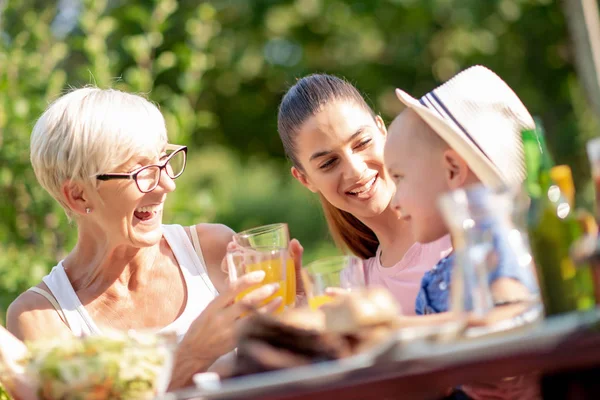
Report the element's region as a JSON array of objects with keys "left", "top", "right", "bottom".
[{"left": 395, "top": 65, "right": 534, "bottom": 189}]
